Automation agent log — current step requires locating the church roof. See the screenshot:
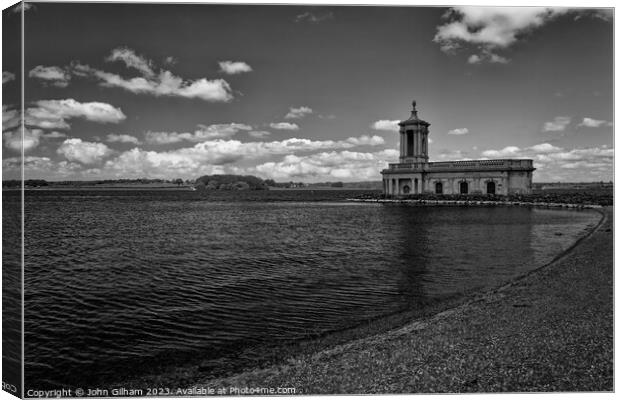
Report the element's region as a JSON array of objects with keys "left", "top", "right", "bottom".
[{"left": 399, "top": 100, "right": 430, "bottom": 127}]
